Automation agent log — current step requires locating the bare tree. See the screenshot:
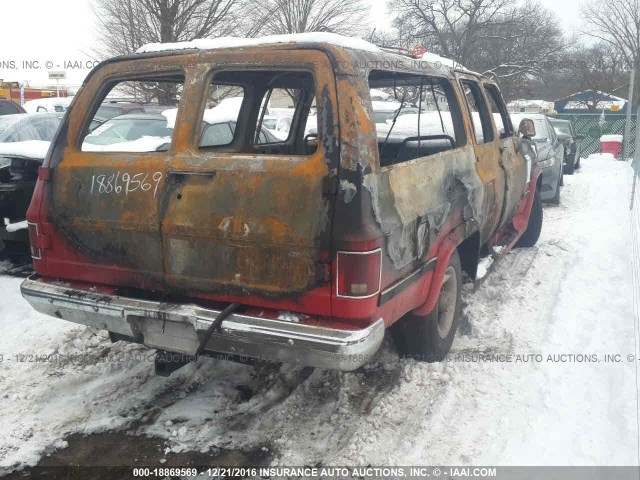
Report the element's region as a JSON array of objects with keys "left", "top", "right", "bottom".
[
  {"left": 556, "top": 43, "right": 627, "bottom": 102},
  {"left": 582, "top": 0, "right": 640, "bottom": 106},
  {"left": 389, "top": 0, "right": 565, "bottom": 99},
  {"left": 92, "top": 0, "right": 242, "bottom": 57},
  {"left": 248, "top": 0, "right": 370, "bottom": 36},
  {"left": 479, "top": 3, "right": 562, "bottom": 79},
  {"left": 391, "top": 0, "right": 513, "bottom": 64},
  {"left": 582, "top": 0, "right": 640, "bottom": 69}
]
